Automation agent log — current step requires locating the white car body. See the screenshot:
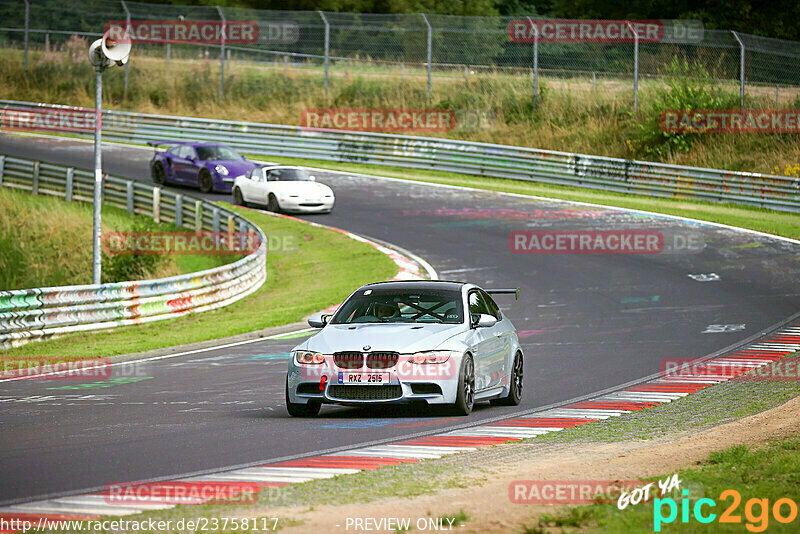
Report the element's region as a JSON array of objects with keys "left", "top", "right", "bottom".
[
  {"left": 233, "top": 165, "right": 334, "bottom": 213},
  {"left": 285, "top": 281, "right": 524, "bottom": 417}
]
